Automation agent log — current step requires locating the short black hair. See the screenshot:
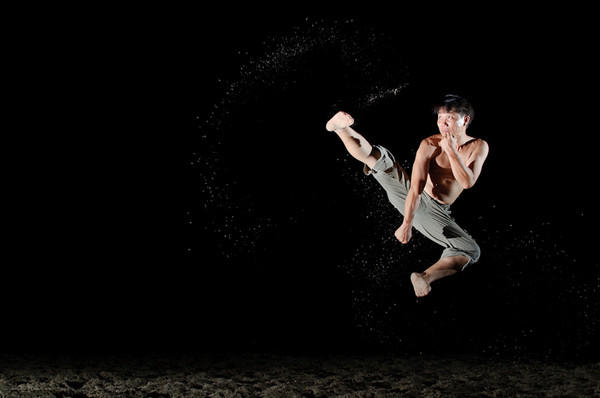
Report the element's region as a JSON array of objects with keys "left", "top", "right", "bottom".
[{"left": 433, "top": 94, "right": 474, "bottom": 126}]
